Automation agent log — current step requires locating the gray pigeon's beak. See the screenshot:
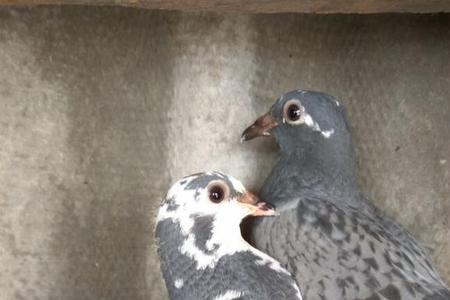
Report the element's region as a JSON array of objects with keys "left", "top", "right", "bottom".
[
  {"left": 238, "top": 192, "right": 277, "bottom": 217},
  {"left": 241, "top": 112, "right": 278, "bottom": 142}
]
